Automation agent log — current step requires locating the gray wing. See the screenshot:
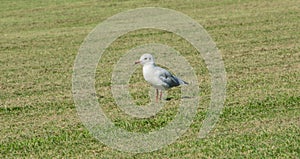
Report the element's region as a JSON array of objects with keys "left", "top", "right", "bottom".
[{"left": 157, "top": 67, "right": 188, "bottom": 88}]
